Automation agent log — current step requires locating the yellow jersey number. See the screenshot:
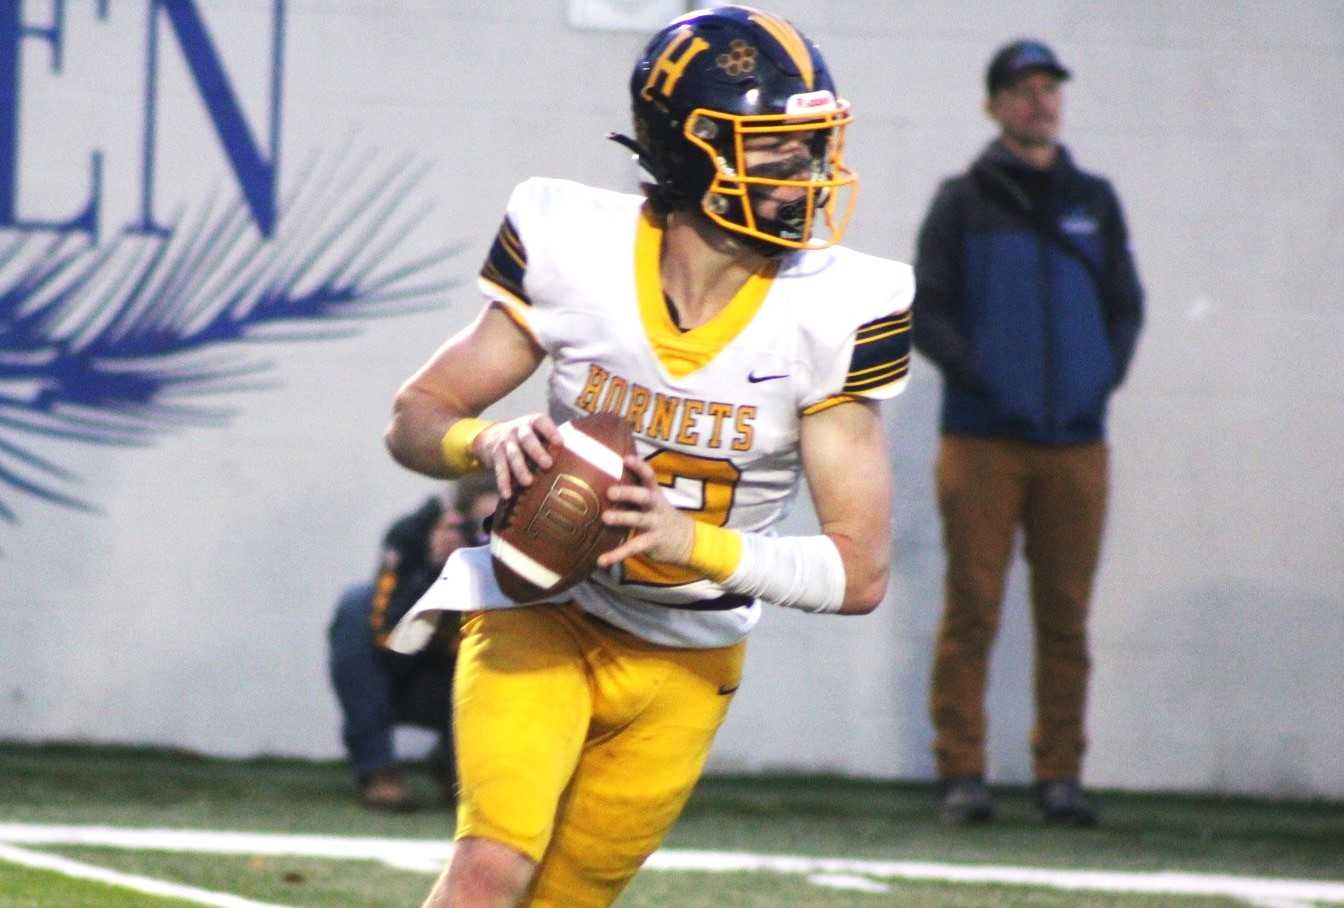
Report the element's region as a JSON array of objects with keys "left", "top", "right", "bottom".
[{"left": 622, "top": 449, "right": 741, "bottom": 587}]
